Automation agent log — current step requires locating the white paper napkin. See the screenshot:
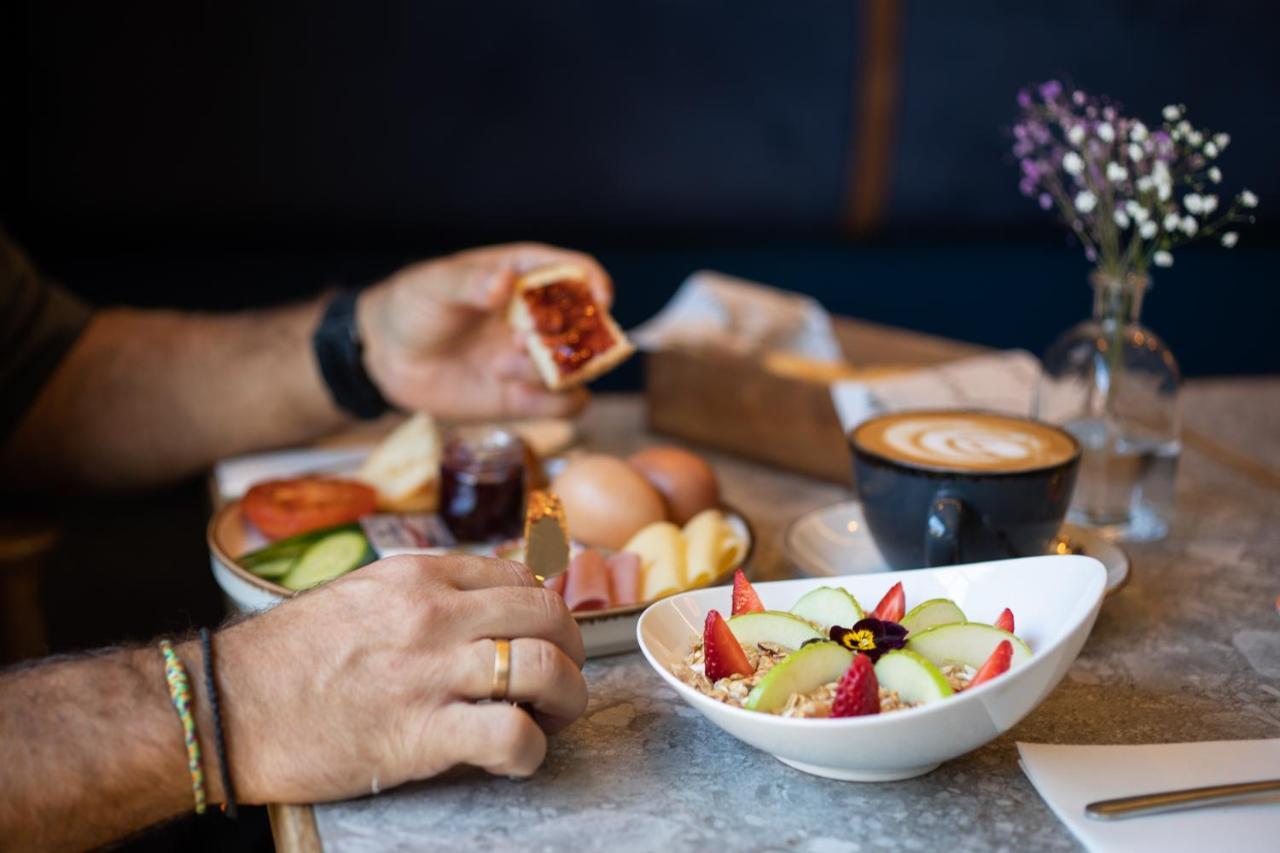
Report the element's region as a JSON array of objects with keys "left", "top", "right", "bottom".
[
  {"left": 630, "top": 270, "right": 843, "bottom": 361},
  {"left": 1018, "top": 739, "right": 1280, "bottom": 853},
  {"left": 829, "top": 350, "right": 1043, "bottom": 433}
]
